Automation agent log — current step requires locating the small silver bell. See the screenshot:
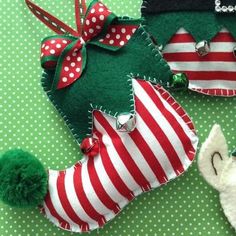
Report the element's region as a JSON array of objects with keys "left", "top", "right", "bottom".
[
  {"left": 116, "top": 112, "right": 136, "bottom": 133},
  {"left": 233, "top": 46, "right": 236, "bottom": 58},
  {"left": 195, "top": 40, "right": 210, "bottom": 57}
]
